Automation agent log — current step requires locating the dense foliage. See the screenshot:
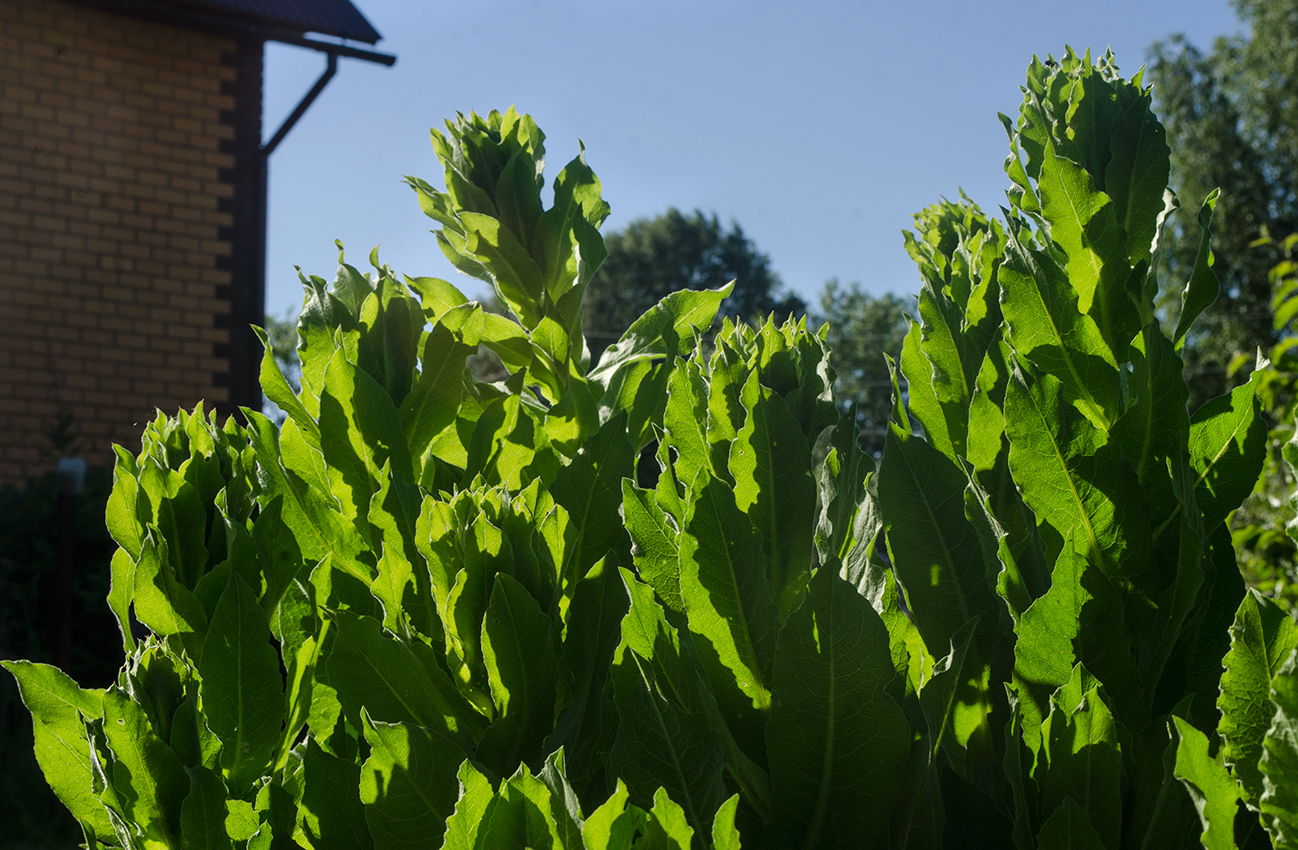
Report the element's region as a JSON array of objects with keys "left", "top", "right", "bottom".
[
  {"left": 811, "top": 281, "right": 908, "bottom": 456},
  {"left": 0, "top": 463, "right": 119, "bottom": 848},
  {"left": 8, "top": 51, "right": 1298, "bottom": 850},
  {"left": 1147, "top": 0, "right": 1298, "bottom": 403},
  {"left": 582, "top": 208, "right": 805, "bottom": 361},
  {"left": 1234, "top": 234, "right": 1298, "bottom": 610}
]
